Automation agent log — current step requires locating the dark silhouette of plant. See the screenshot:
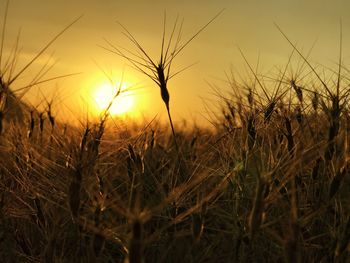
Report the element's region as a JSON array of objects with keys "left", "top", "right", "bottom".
[{"left": 103, "top": 10, "right": 223, "bottom": 149}]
